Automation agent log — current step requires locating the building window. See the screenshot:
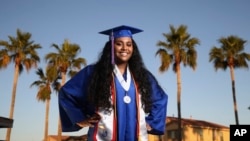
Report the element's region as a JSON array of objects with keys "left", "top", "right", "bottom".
[
  {"left": 219, "top": 131, "right": 224, "bottom": 141},
  {"left": 197, "top": 128, "right": 203, "bottom": 141},
  {"left": 212, "top": 129, "right": 218, "bottom": 141},
  {"left": 167, "top": 130, "right": 178, "bottom": 139}
]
